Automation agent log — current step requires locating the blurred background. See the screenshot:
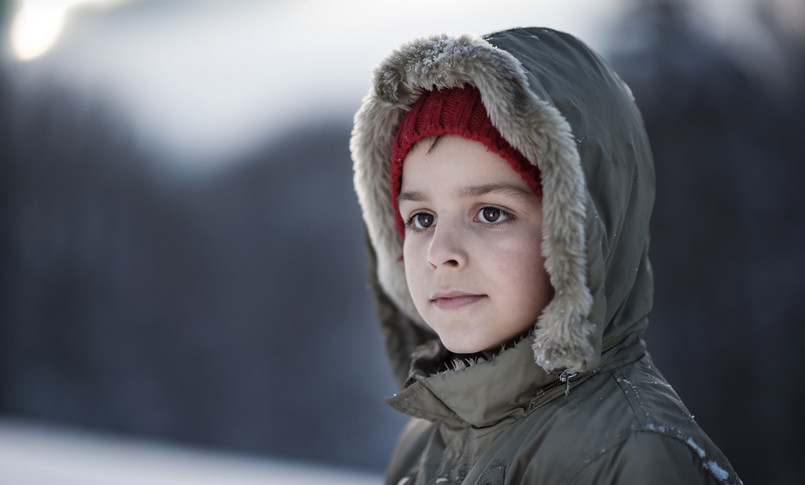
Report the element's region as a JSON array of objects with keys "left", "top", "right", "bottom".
[{"left": 0, "top": 0, "right": 803, "bottom": 483}]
